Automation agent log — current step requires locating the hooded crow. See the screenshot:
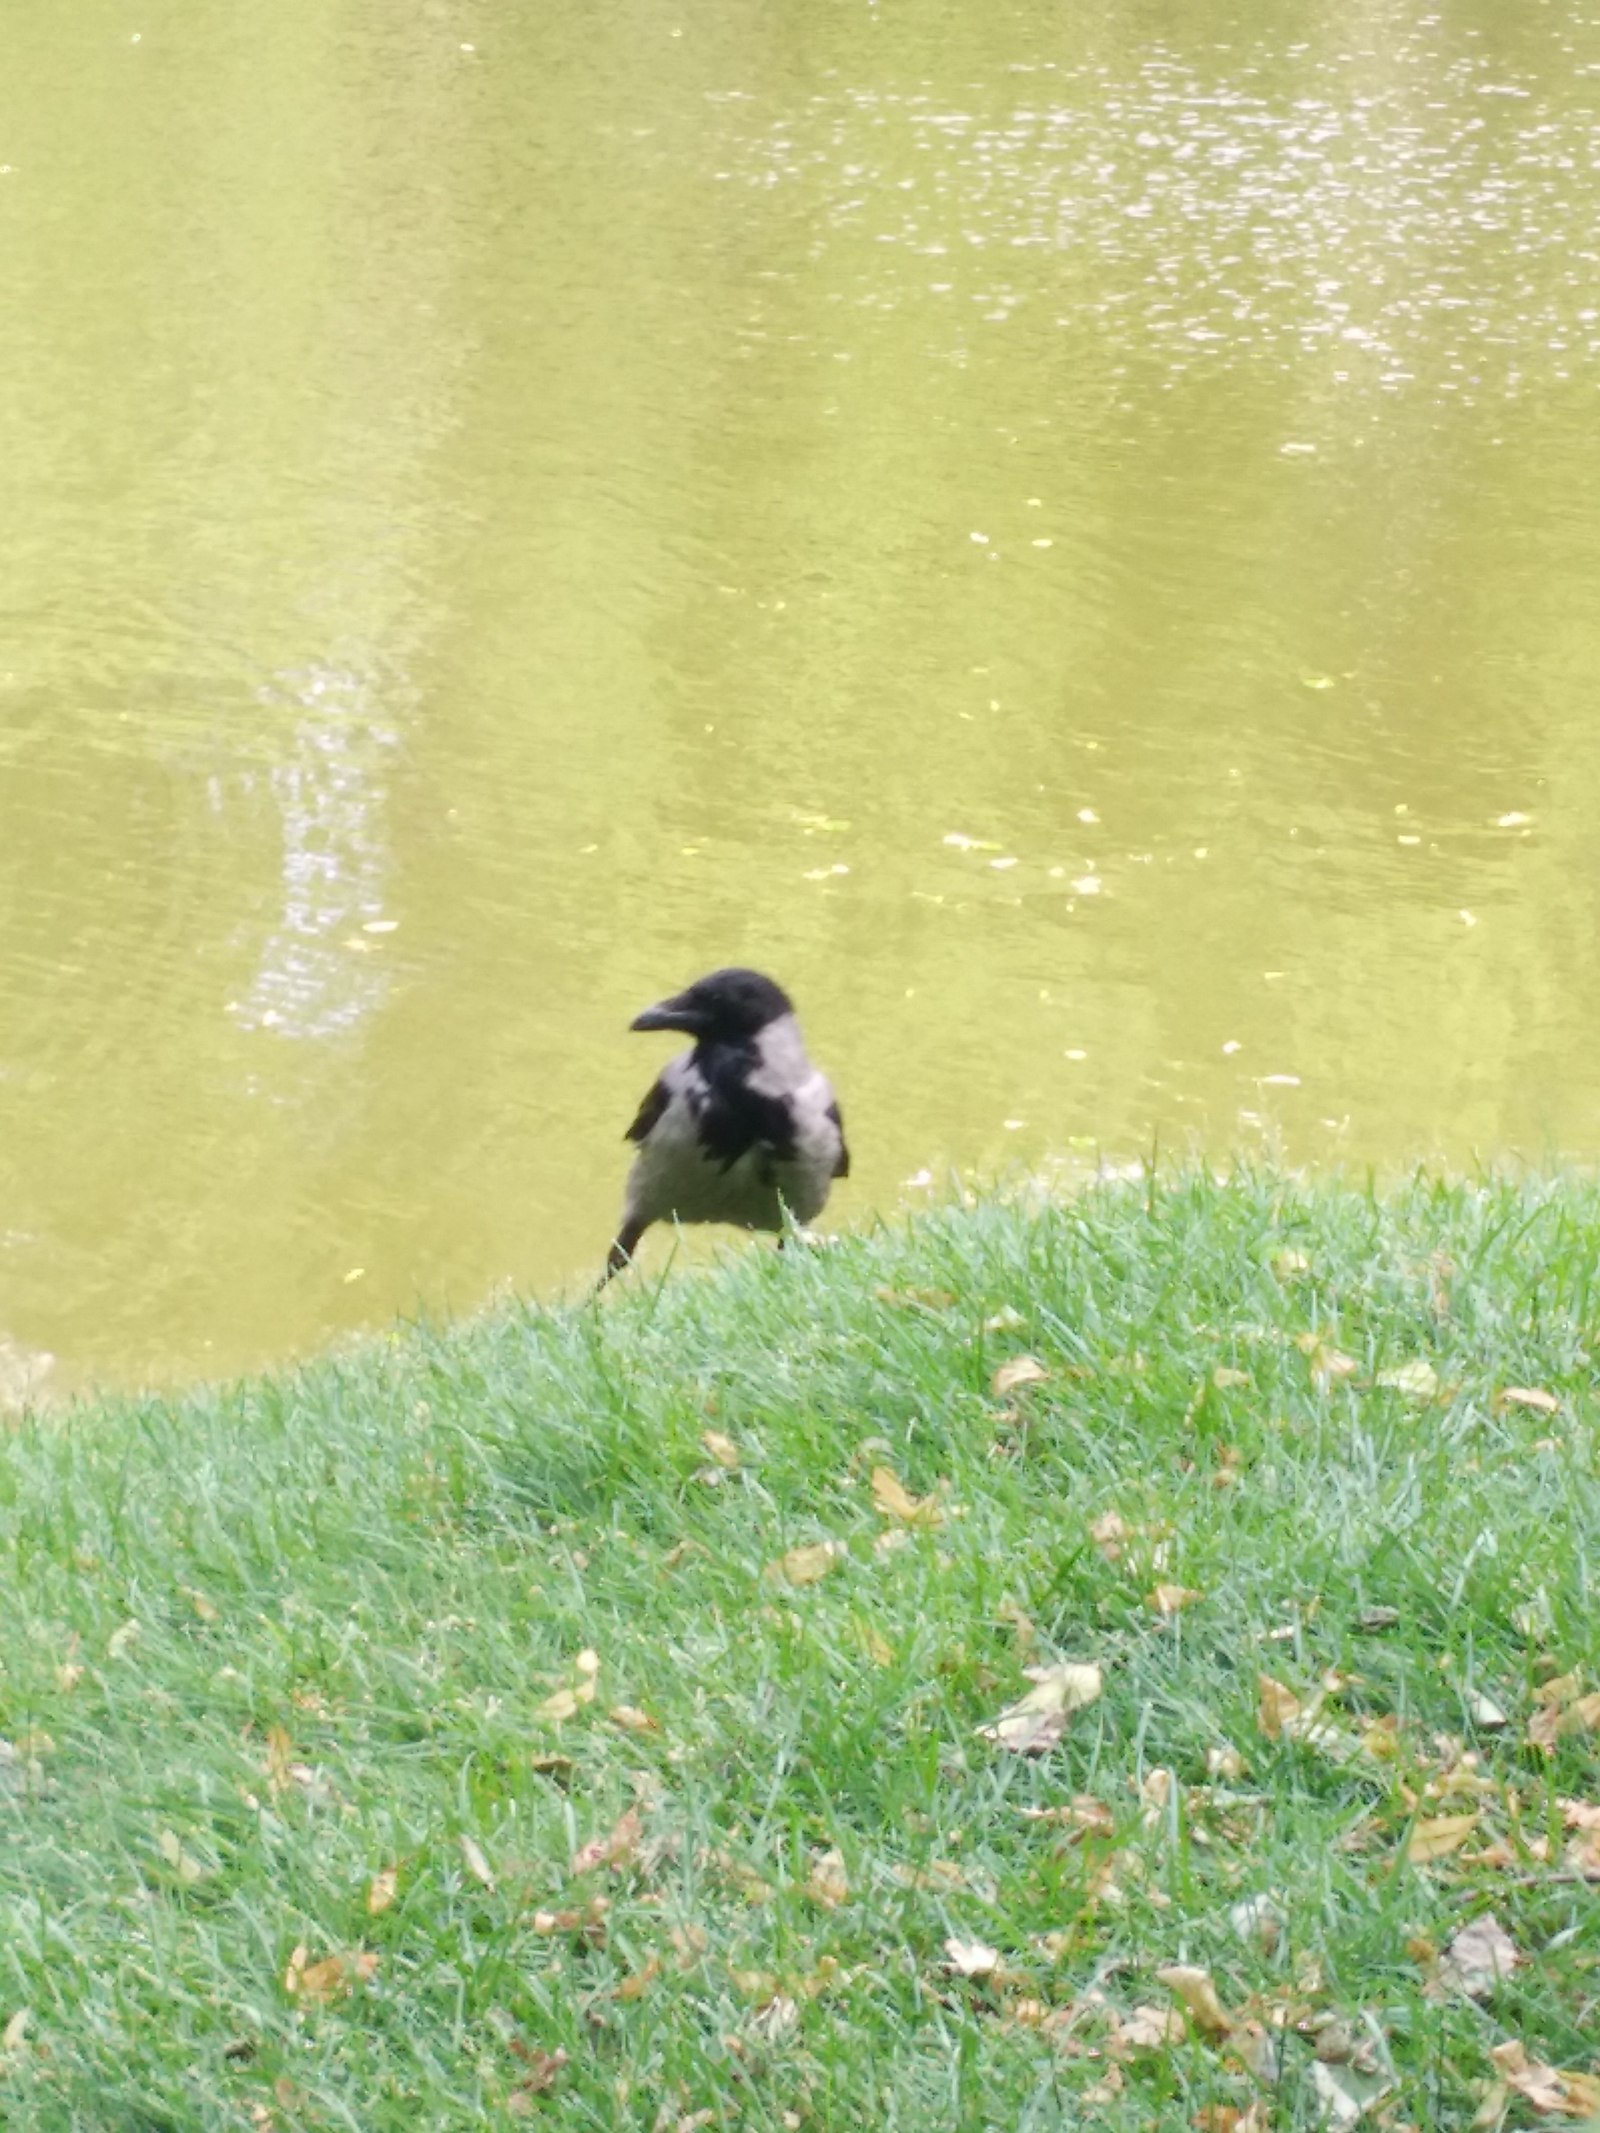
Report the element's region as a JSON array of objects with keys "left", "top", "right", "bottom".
[{"left": 600, "top": 966, "right": 848, "bottom": 1284}]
